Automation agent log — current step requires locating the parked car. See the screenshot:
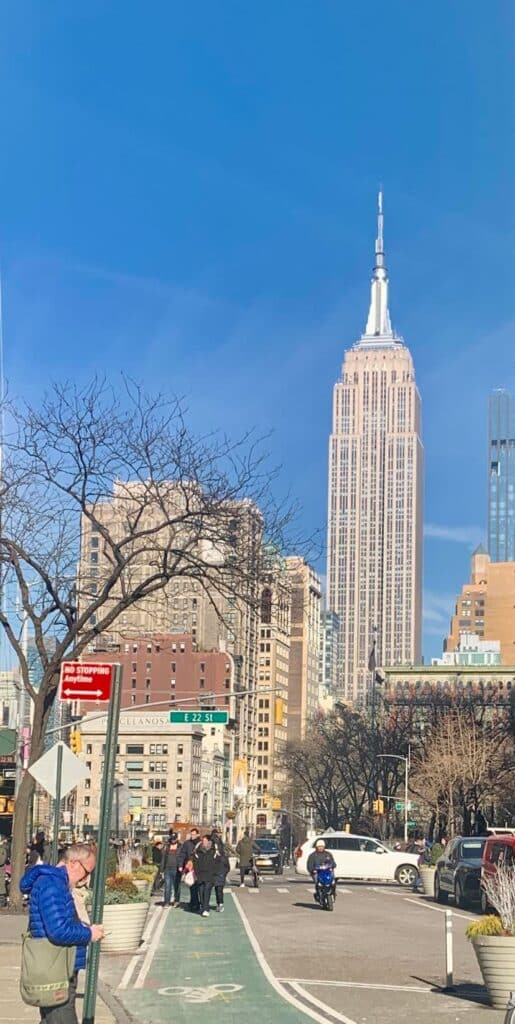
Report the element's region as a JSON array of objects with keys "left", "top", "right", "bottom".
[
  {"left": 254, "top": 837, "right": 284, "bottom": 874},
  {"left": 434, "top": 837, "right": 486, "bottom": 908},
  {"left": 295, "top": 832, "right": 420, "bottom": 887},
  {"left": 480, "top": 833, "right": 515, "bottom": 913}
]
